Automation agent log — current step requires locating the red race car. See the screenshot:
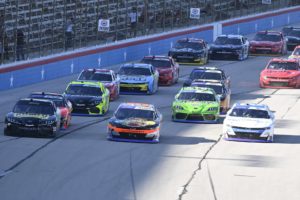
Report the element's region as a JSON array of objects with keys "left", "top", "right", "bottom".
[
  {"left": 28, "top": 92, "right": 73, "bottom": 129},
  {"left": 141, "top": 55, "right": 179, "bottom": 85},
  {"left": 78, "top": 69, "right": 120, "bottom": 101},
  {"left": 260, "top": 58, "right": 300, "bottom": 88},
  {"left": 250, "top": 31, "right": 287, "bottom": 55}
]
